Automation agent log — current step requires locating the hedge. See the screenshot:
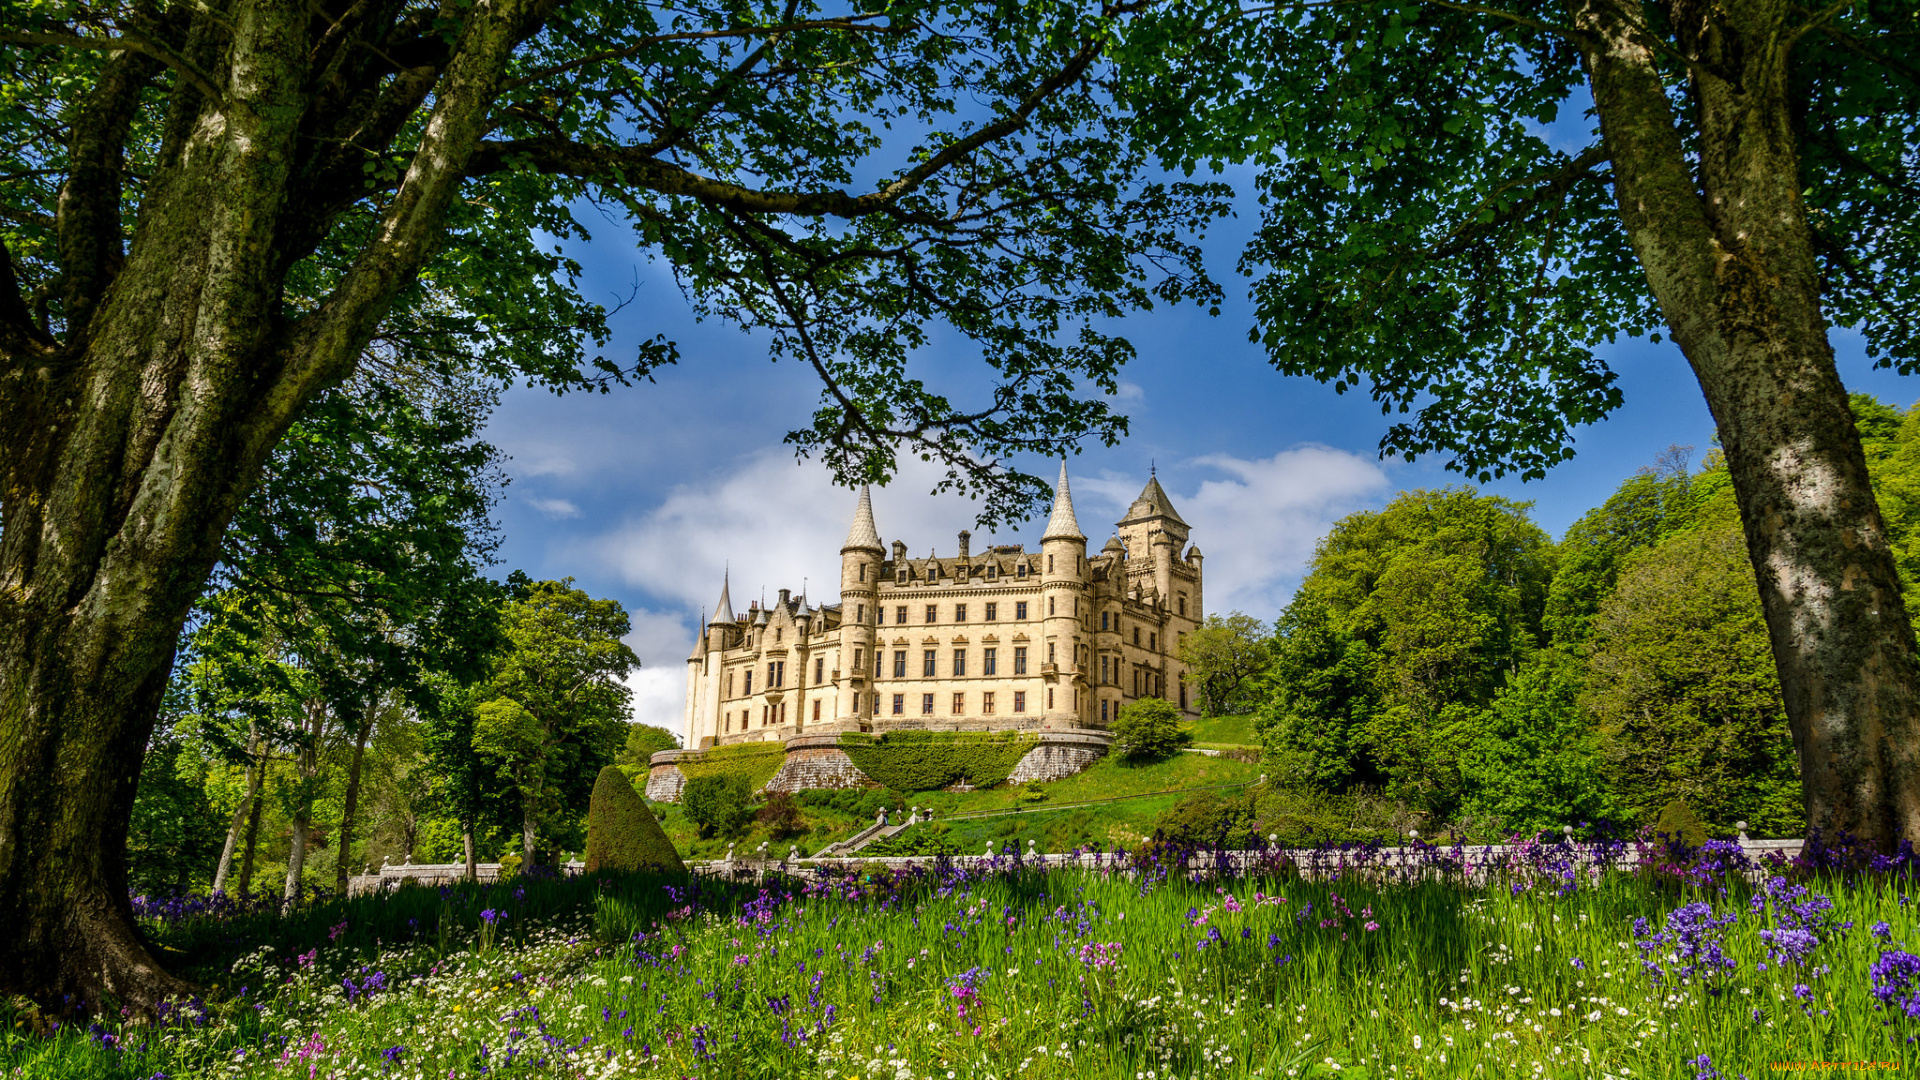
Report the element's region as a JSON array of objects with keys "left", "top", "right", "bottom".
[
  {"left": 674, "top": 742, "right": 787, "bottom": 791},
  {"left": 585, "top": 766, "right": 686, "bottom": 873},
  {"left": 839, "top": 730, "right": 1037, "bottom": 792}
]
